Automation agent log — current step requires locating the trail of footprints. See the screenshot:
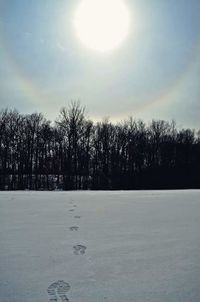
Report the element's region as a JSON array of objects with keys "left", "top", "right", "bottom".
[{"left": 47, "top": 199, "right": 87, "bottom": 301}]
